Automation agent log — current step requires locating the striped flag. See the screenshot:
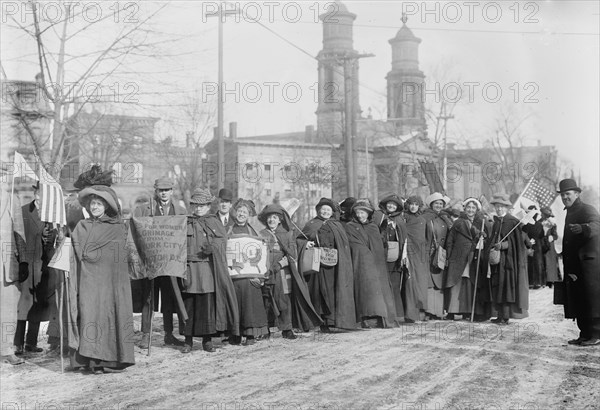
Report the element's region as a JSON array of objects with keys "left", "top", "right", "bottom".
[
  {"left": 13, "top": 152, "right": 66, "bottom": 227},
  {"left": 37, "top": 159, "right": 66, "bottom": 227}
]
